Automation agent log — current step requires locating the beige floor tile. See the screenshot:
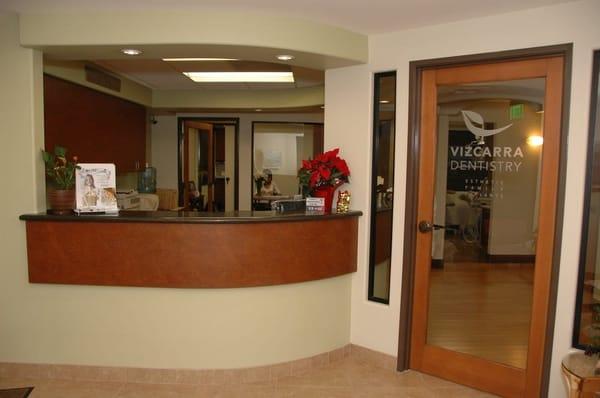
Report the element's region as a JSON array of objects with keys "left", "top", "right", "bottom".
[
  {"left": 214, "top": 384, "right": 277, "bottom": 398},
  {"left": 0, "top": 378, "right": 46, "bottom": 390},
  {"left": 29, "top": 379, "right": 123, "bottom": 398},
  {"left": 115, "top": 383, "right": 216, "bottom": 398},
  {"left": 0, "top": 355, "right": 500, "bottom": 398}
]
